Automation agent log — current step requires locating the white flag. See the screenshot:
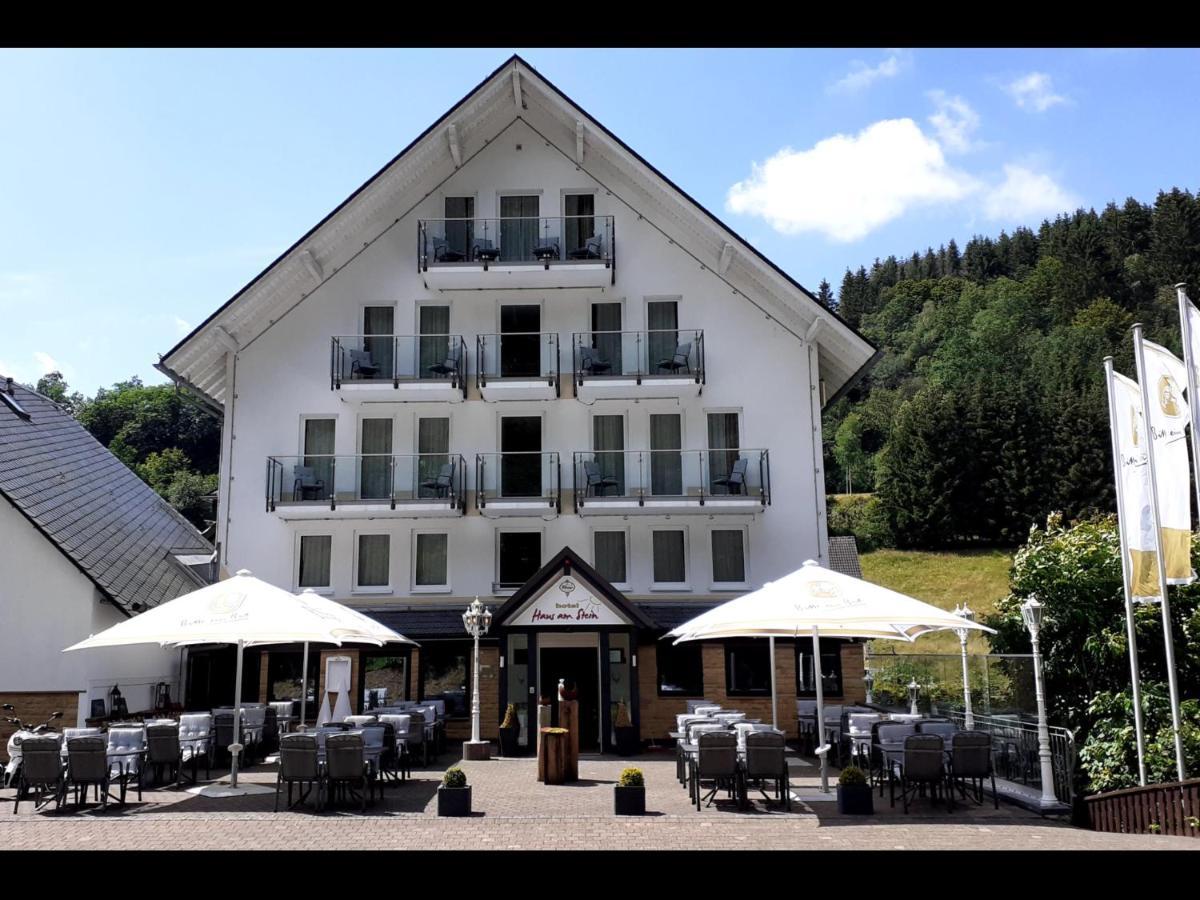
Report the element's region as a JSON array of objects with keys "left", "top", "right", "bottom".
[
  {"left": 1188, "top": 302, "right": 1200, "bottom": 389},
  {"left": 1112, "top": 372, "right": 1162, "bottom": 600},
  {"left": 1140, "top": 339, "right": 1195, "bottom": 584}
]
